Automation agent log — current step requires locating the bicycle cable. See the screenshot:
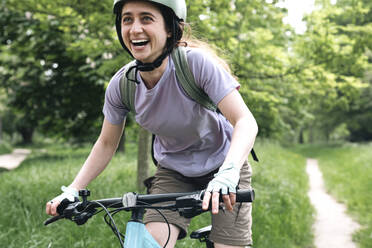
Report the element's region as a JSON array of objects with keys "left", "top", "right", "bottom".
[
  {"left": 92, "top": 201, "right": 125, "bottom": 248},
  {"left": 80, "top": 202, "right": 126, "bottom": 242},
  {"left": 104, "top": 208, "right": 126, "bottom": 240},
  {"left": 86, "top": 199, "right": 173, "bottom": 248}
]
